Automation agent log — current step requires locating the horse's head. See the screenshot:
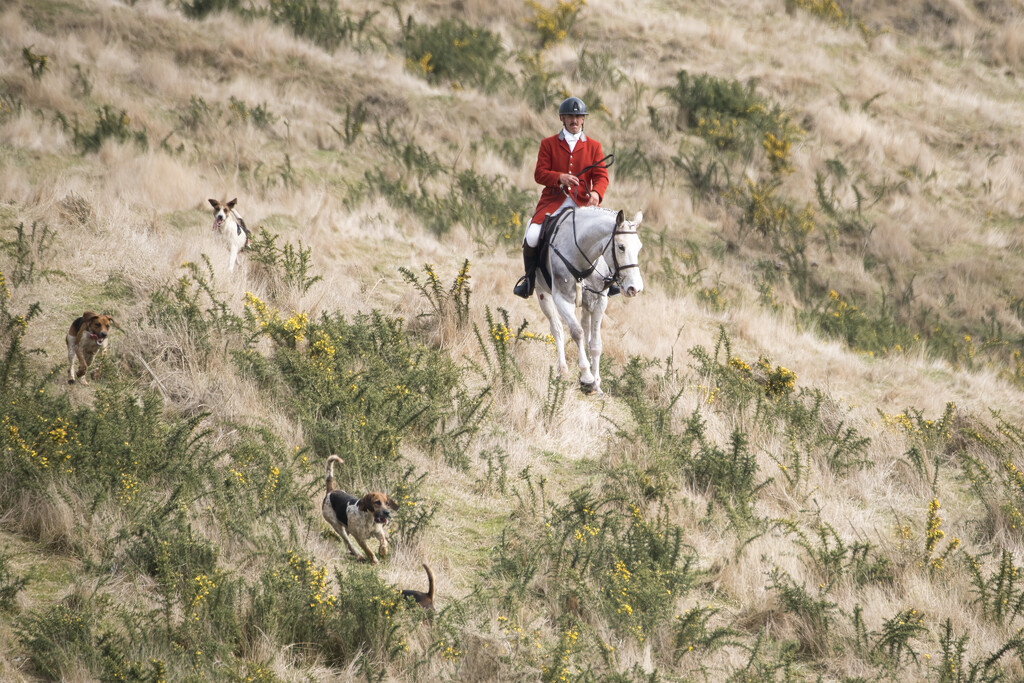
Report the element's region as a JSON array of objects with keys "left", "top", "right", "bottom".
[{"left": 612, "top": 210, "right": 644, "bottom": 297}]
